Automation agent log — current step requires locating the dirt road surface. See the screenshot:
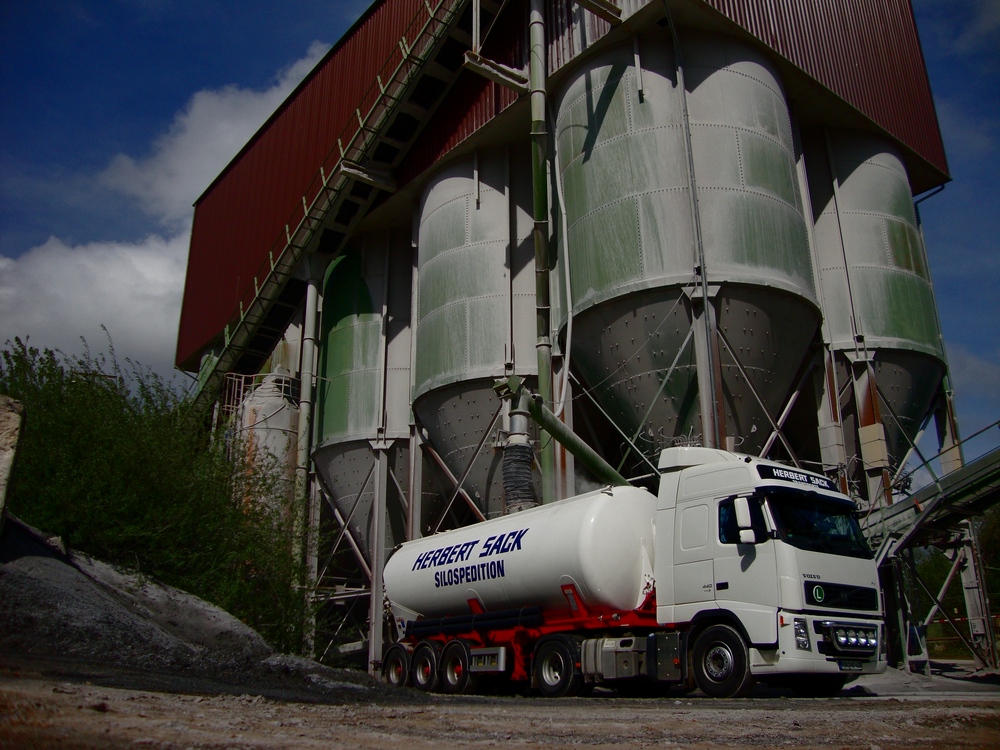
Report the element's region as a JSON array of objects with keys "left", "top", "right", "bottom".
[
  {"left": 3, "top": 515, "right": 999, "bottom": 748},
  {"left": 3, "top": 667, "right": 999, "bottom": 749}
]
